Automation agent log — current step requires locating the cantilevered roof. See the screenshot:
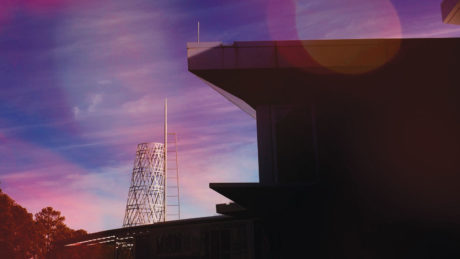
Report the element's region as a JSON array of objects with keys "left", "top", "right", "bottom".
[{"left": 187, "top": 38, "right": 460, "bottom": 117}]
